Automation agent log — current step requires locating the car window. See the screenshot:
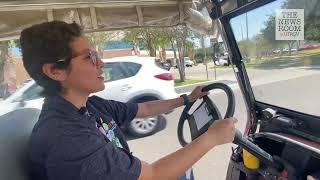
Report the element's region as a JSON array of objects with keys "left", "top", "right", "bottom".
[
  {"left": 230, "top": 0, "right": 320, "bottom": 116},
  {"left": 104, "top": 62, "right": 140, "bottom": 82},
  {"left": 122, "top": 62, "right": 141, "bottom": 76},
  {"left": 13, "top": 84, "right": 43, "bottom": 102}
]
